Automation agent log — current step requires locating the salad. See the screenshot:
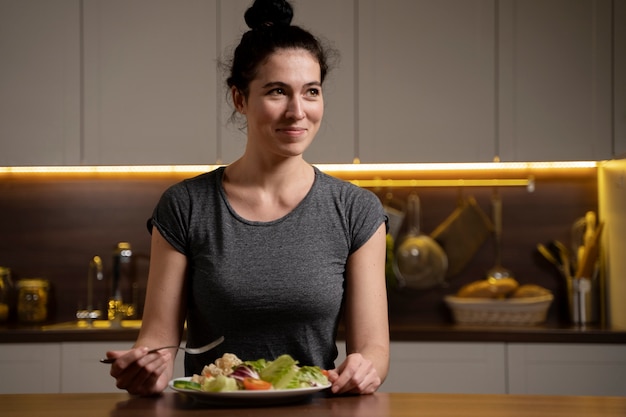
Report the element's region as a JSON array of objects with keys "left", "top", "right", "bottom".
[{"left": 172, "top": 353, "right": 330, "bottom": 392}]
